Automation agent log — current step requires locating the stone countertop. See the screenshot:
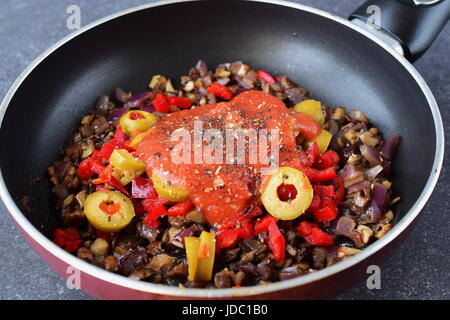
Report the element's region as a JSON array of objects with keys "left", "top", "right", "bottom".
[{"left": 0, "top": 0, "right": 448, "bottom": 300}]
